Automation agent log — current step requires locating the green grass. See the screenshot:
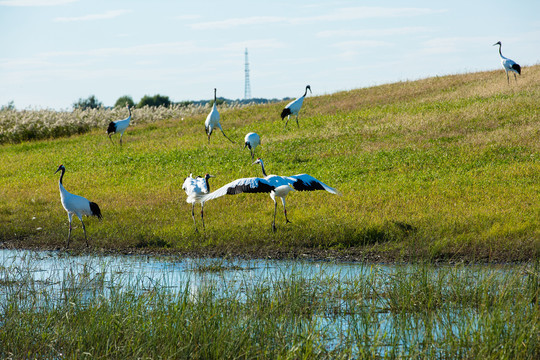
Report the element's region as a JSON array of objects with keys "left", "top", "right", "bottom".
[
  {"left": 1, "top": 67, "right": 539, "bottom": 261},
  {"left": 1, "top": 255, "right": 538, "bottom": 359}
]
